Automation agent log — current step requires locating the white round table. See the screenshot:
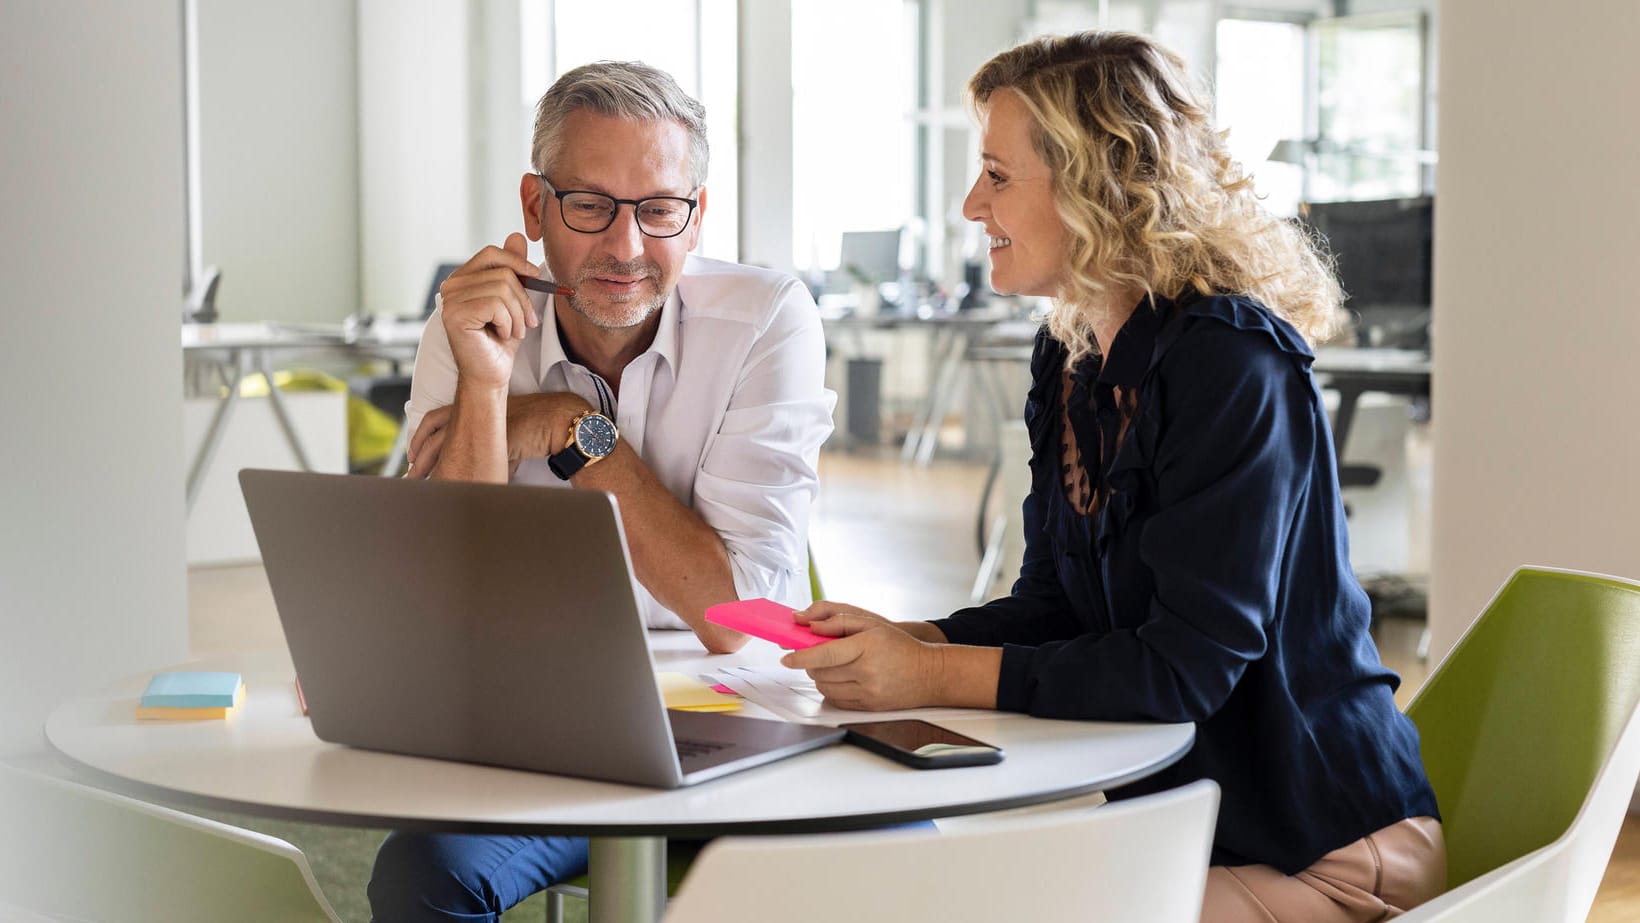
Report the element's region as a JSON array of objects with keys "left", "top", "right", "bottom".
[{"left": 47, "top": 639, "right": 1195, "bottom": 922}]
